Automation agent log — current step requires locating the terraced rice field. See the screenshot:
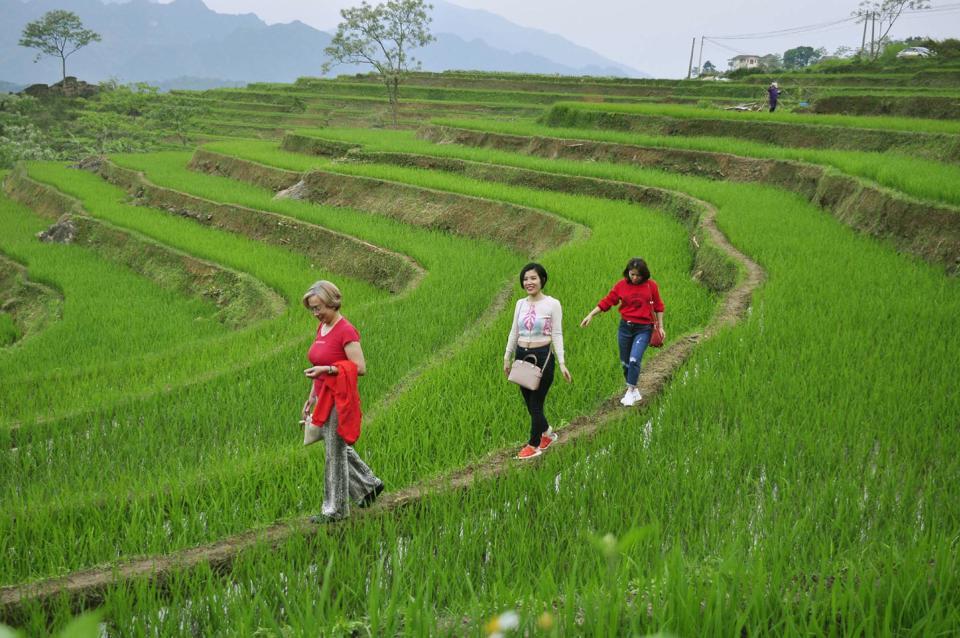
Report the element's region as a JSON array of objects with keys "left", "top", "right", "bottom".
[{"left": 1, "top": 70, "right": 959, "bottom": 636}]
